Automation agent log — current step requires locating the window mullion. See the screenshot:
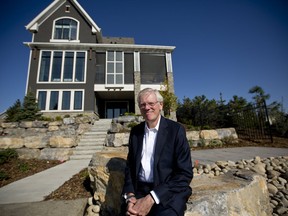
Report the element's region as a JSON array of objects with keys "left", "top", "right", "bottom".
[
  {"left": 46, "top": 91, "right": 51, "bottom": 111},
  {"left": 71, "top": 90, "right": 75, "bottom": 110},
  {"left": 114, "top": 52, "right": 116, "bottom": 84},
  {"left": 61, "top": 51, "right": 65, "bottom": 82},
  {"left": 73, "top": 51, "right": 76, "bottom": 82},
  {"left": 49, "top": 51, "right": 53, "bottom": 82},
  {"left": 59, "top": 91, "right": 63, "bottom": 111}
]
